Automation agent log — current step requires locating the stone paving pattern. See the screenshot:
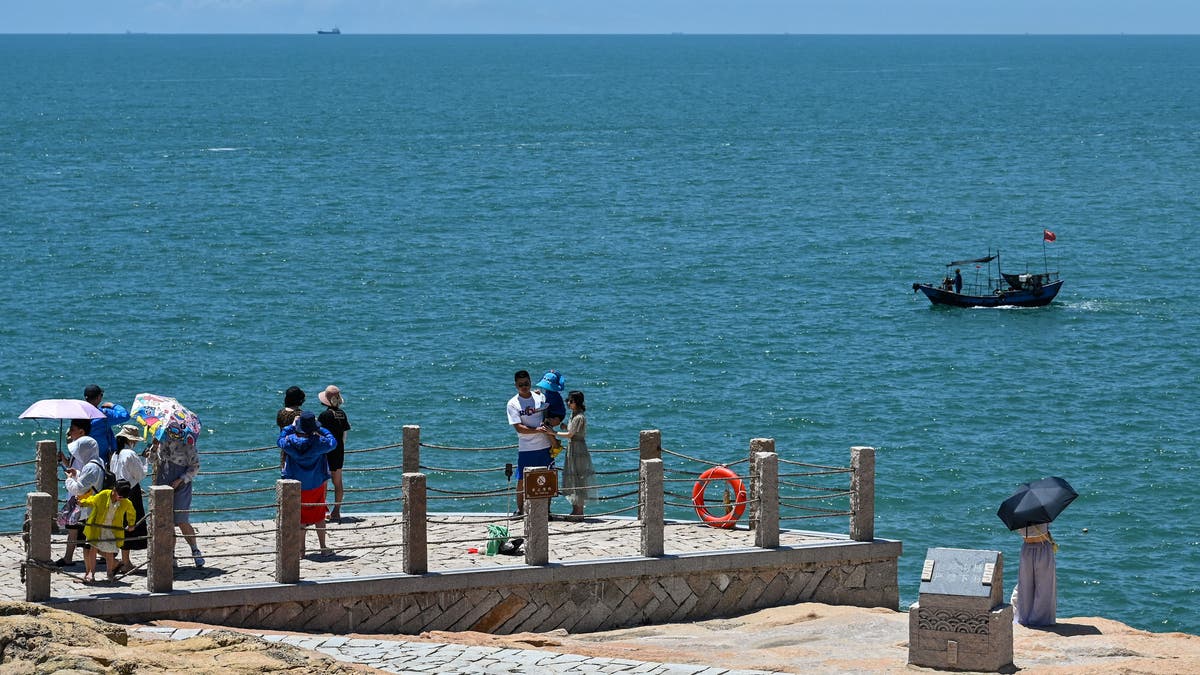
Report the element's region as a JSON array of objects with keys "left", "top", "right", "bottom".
[
  {"left": 3, "top": 512, "right": 839, "bottom": 601},
  {"left": 133, "top": 625, "right": 777, "bottom": 674}
]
